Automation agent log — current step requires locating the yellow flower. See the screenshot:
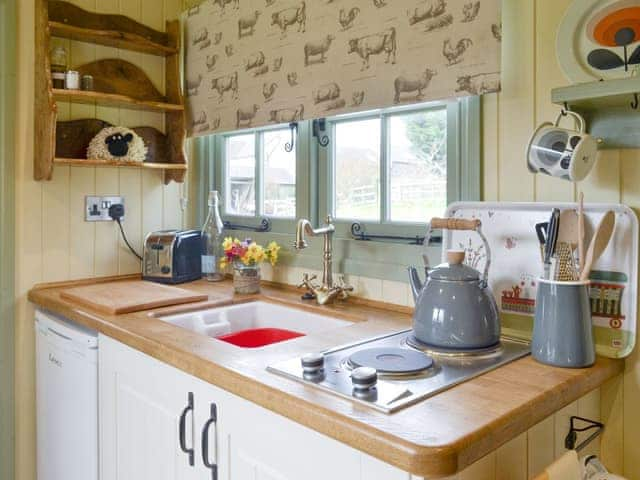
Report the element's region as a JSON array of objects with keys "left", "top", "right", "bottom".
[
  {"left": 222, "top": 237, "right": 234, "bottom": 251},
  {"left": 266, "top": 241, "right": 280, "bottom": 266},
  {"left": 219, "top": 258, "right": 228, "bottom": 269},
  {"left": 240, "top": 242, "right": 266, "bottom": 266}
]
